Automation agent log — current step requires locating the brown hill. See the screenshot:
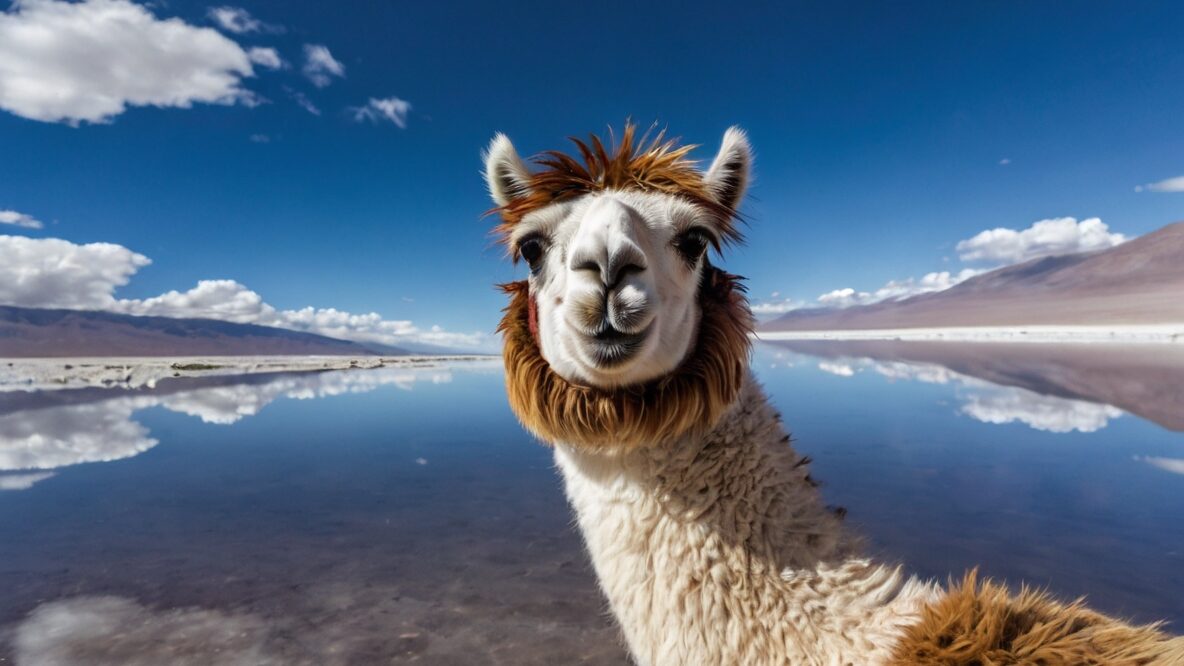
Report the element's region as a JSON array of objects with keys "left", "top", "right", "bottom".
[
  {"left": 764, "top": 221, "right": 1184, "bottom": 331},
  {"left": 0, "top": 306, "right": 406, "bottom": 357}
]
